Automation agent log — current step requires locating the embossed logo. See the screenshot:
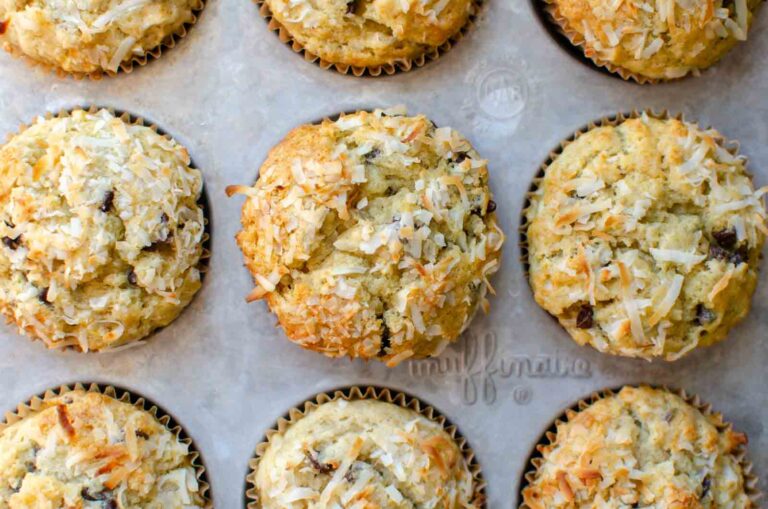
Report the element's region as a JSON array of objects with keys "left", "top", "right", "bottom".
[
  {"left": 408, "top": 331, "right": 592, "bottom": 405},
  {"left": 475, "top": 68, "right": 528, "bottom": 121}
]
